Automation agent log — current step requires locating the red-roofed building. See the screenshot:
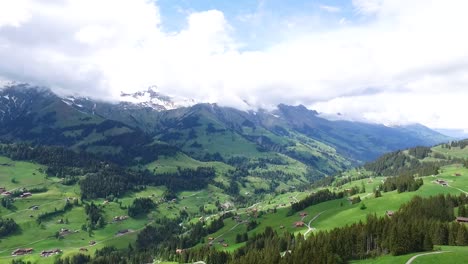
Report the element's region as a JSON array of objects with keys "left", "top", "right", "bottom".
[{"left": 294, "top": 221, "right": 305, "bottom": 227}]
